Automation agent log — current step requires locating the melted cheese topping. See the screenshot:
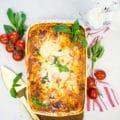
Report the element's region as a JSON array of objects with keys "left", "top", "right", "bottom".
[{"left": 26, "top": 23, "right": 86, "bottom": 116}]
